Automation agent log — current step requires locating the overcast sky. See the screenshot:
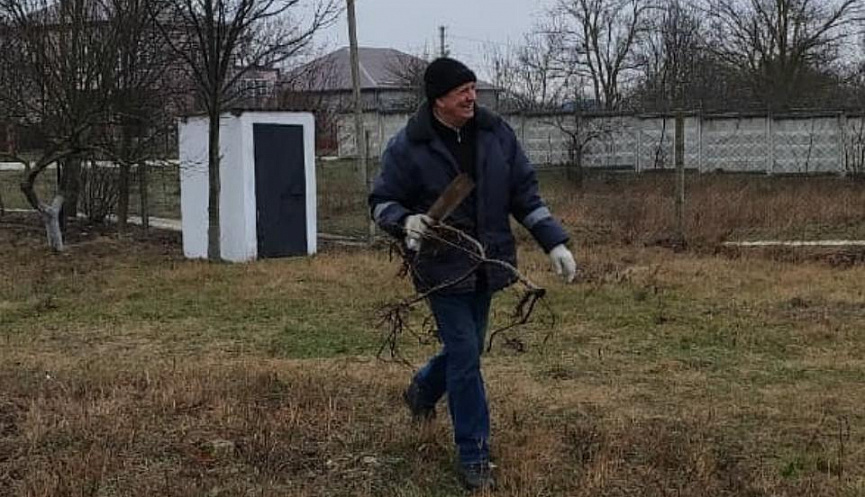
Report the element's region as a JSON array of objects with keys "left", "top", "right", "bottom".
[{"left": 315, "top": 0, "right": 557, "bottom": 79}]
